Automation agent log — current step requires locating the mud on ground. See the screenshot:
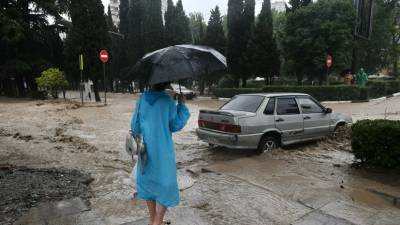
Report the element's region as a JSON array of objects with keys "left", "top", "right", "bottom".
[{"left": 0, "top": 94, "right": 399, "bottom": 225}]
